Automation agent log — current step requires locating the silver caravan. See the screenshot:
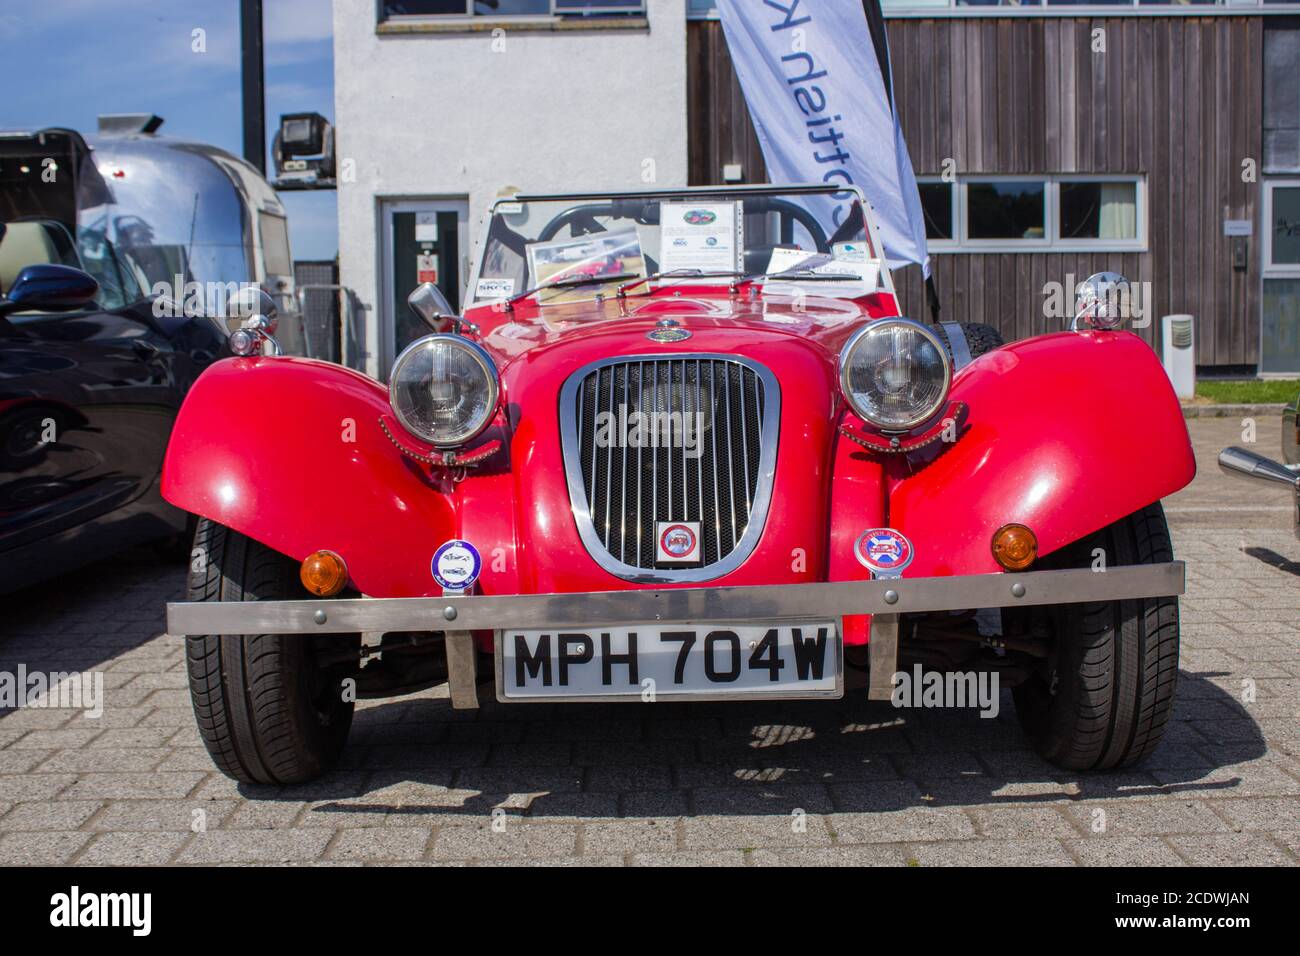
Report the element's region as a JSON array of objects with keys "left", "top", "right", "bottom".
[{"left": 0, "top": 114, "right": 304, "bottom": 352}]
